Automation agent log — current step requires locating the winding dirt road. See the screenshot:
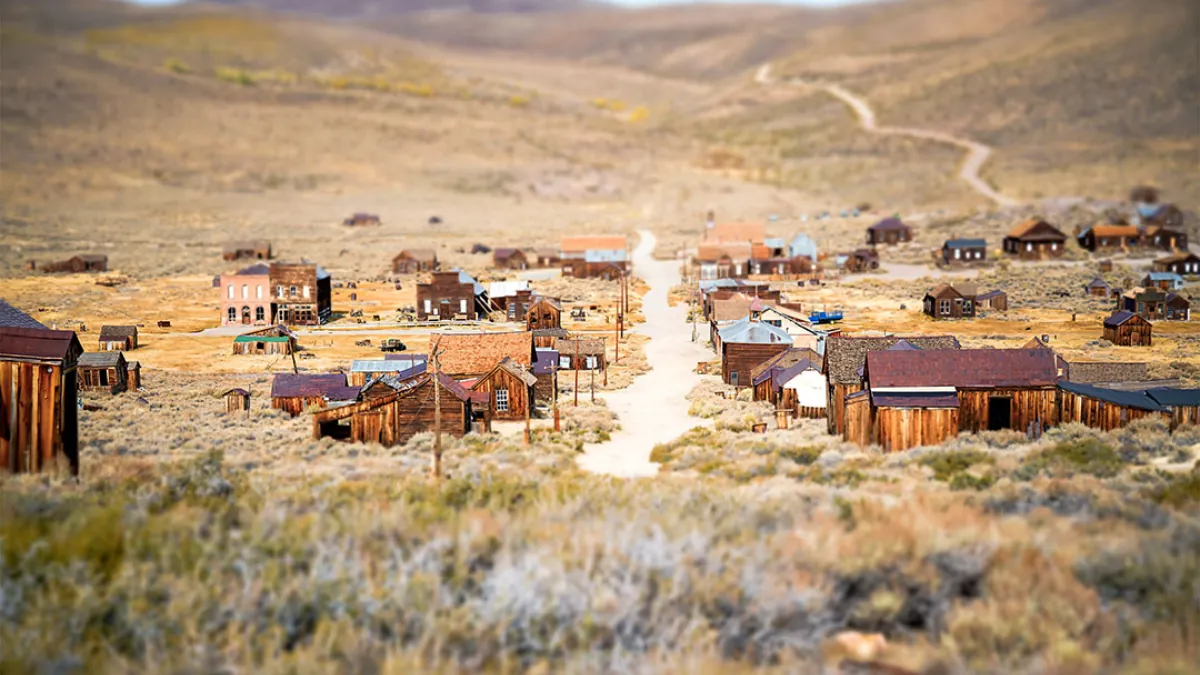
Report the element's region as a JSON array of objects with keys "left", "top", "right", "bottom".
[
  {"left": 576, "top": 230, "right": 712, "bottom": 477},
  {"left": 755, "top": 63, "right": 1016, "bottom": 207}
]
